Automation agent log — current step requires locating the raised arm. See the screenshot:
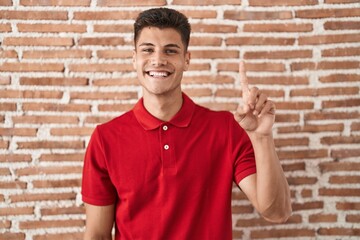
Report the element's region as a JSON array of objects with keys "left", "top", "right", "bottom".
[
  {"left": 84, "top": 203, "right": 115, "bottom": 240},
  {"left": 235, "top": 61, "right": 292, "bottom": 223}
]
